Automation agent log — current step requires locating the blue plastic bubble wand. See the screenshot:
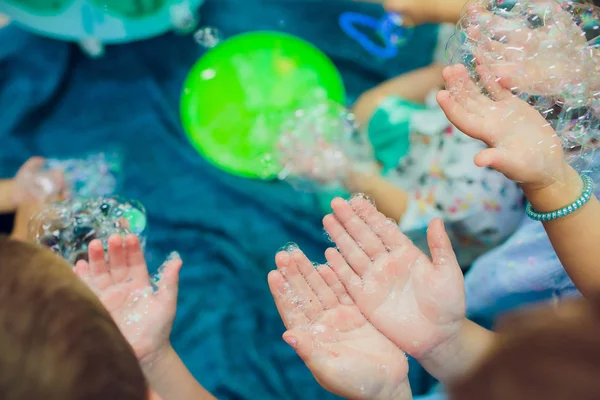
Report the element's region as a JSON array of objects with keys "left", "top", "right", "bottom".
[{"left": 339, "top": 11, "right": 411, "bottom": 59}]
